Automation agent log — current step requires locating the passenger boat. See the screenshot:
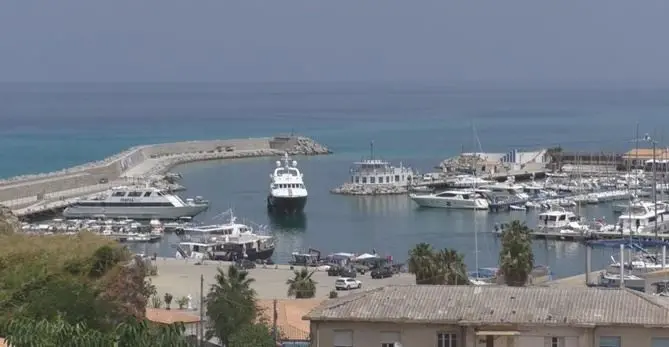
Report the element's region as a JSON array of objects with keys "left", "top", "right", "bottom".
[
  {"left": 63, "top": 185, "right": 209, "bottom": 220},
  {"left": 267, "top": 153, "right": 308, "bottom": 214}
]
